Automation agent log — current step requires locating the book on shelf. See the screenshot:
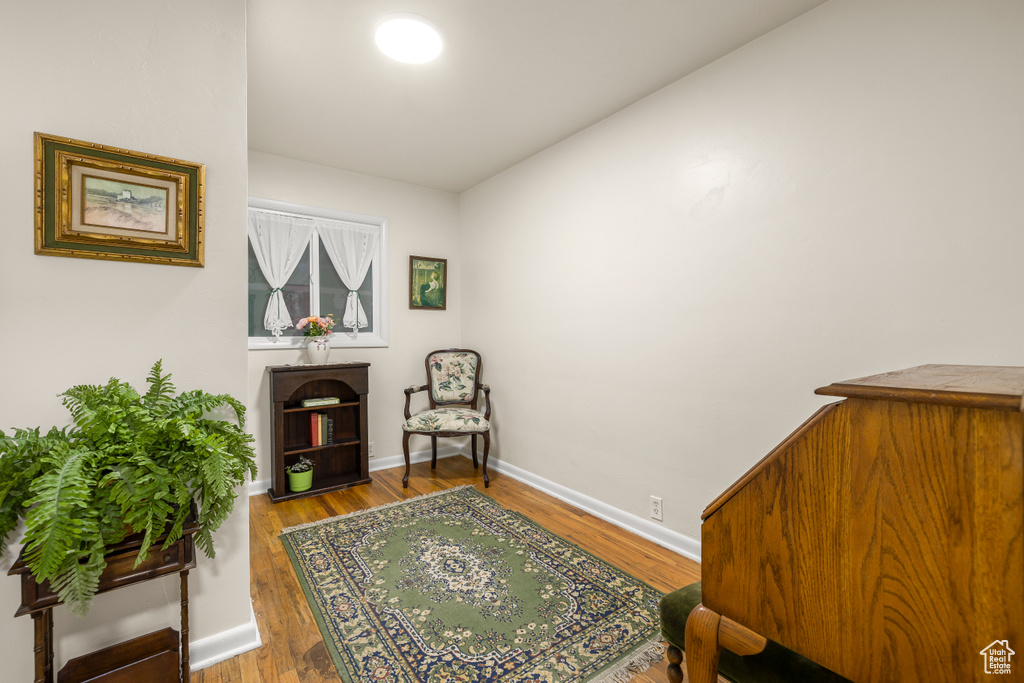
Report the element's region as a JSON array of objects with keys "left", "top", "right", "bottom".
[
  {"left": 302, "top": 396, "right": 340, "bottom": 407},
  {"left": 308, "top": 412, "right": 336, "bottom": 448}
]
